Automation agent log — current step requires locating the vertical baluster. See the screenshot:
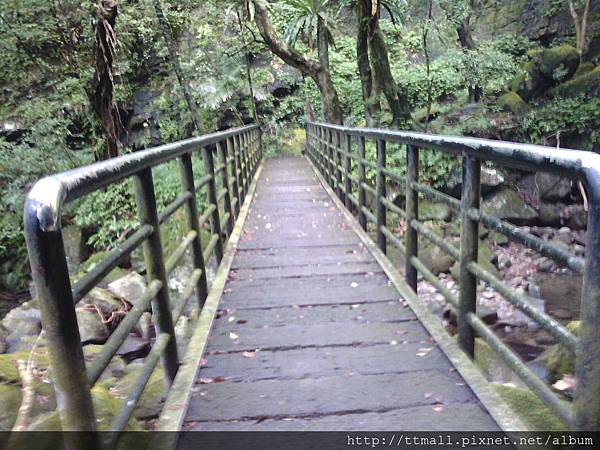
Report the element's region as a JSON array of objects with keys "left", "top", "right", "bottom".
[
  {"left": 457, "top": 154, "right": 481, "bottom": 358},
  {"left": 227, "top": 136, "right": 241, "bottom": 217},
  {"left": 318, "top": 127, "right": 325, "bottom": 174},
  {"left": 405, "top": 145, "right": 419, "bottom": 292},
  {"left": 23, "top": 197, "right": 97, "bottom": 433},
  {"left": 133, "top": 167, "right": 179, "bottom": 383},
  {"left": 376, "top": 139, "right": 387, "bottom": 254},
  {"left": 201, "top": 146, "right": 224, "bottom": 263},
  {"left": 328, "top": 129, "right": 335, "bottom": 188},
  {"left": 217, "top": 141, "right": 234, "bottom": 236},
  {"left": 335, "top": 131, "right": 343, "bottom": 201},
  {"left": 358, "top": 136, "right": 367, "bottom": 231},
  {"left": 574, "top": 178, "right": 600, "bottom": 430},
  {"left": 235, "top": 134, "right": 245, "bottom": 201},
  {"left": 179, "top": 153, "right": 209, "bottom": 306},
  {"left": 243, "top": 132, "right": 250, "bottom": 186},
  {"left": 344, "top": 133, "right": 352, "bottom": 210}
]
